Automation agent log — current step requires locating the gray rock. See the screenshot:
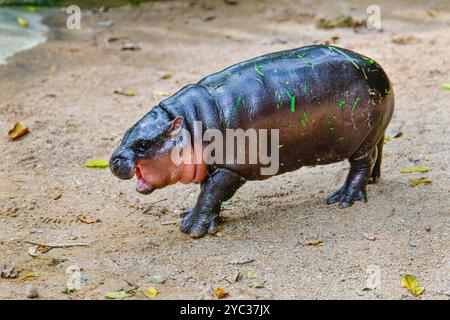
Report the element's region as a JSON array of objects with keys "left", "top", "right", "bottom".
[{"left": 26, "top": 285, "right": 39, "bottom": 299}]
